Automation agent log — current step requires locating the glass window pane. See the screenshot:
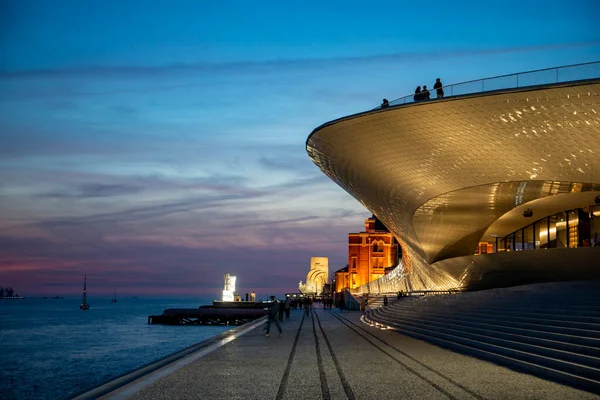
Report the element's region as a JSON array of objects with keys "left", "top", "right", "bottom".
[
  {"left": 536, "top": 218, "right": 549, "bottom": 248},
  {"left": 556, "top": 212, "right": 567, "bottom": 248},
  {"left": 548, "top": 215, "right": 557, "bottom": 248},
  {"left": 524, "top": 224, "right": 535, "bottom": 250},
  {"left": 591, "top": 206, "right": 600, "bottom": 247},
  {"left": 502, "top": 237, "right": 511, "bottom": 252},
  {"left": 515, "top": 230, "right": 523, "bottom": 251},
  {"left": 506, "top": 235, "right": 515, "bottom": 252},
  {"left": 569, "top": 210, "right": 579, "bottom": 248},
  {"left": 579, "top": 208, "right": 592, "bottom": 247}
]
